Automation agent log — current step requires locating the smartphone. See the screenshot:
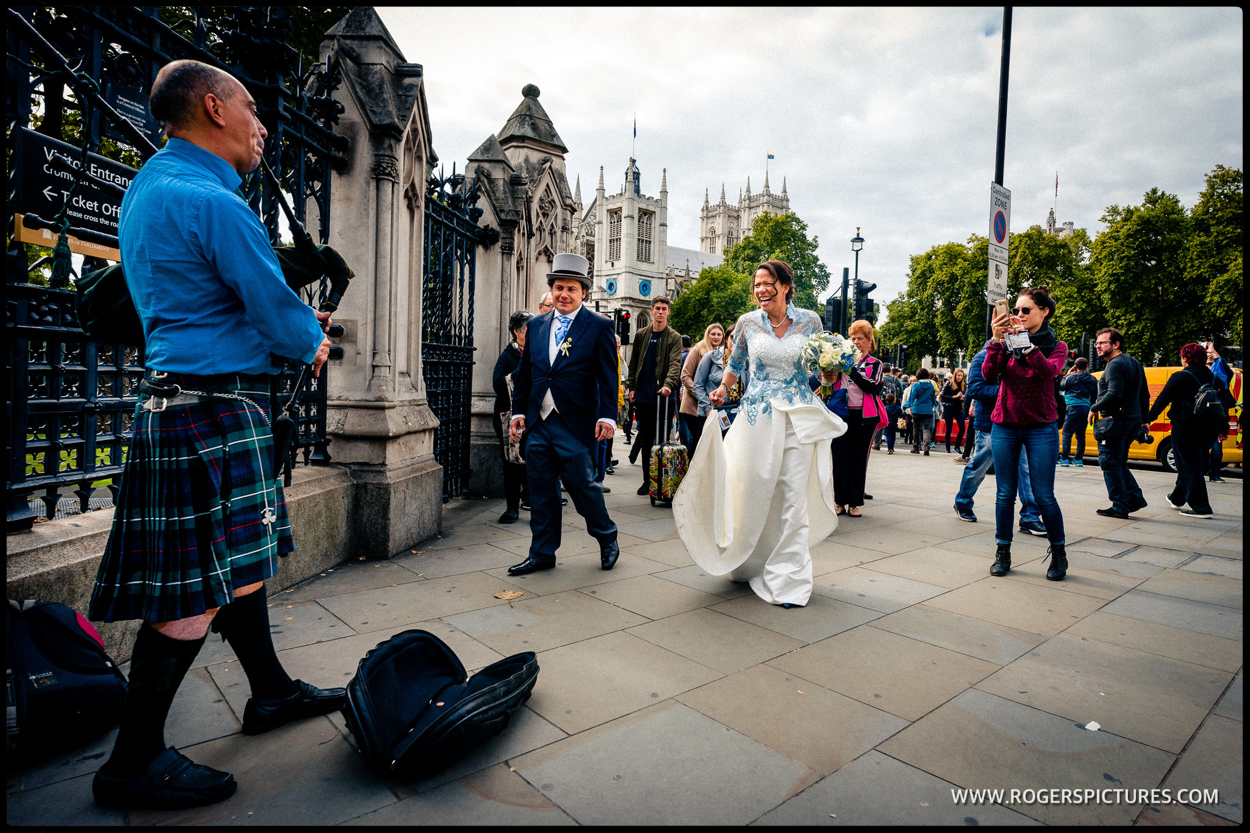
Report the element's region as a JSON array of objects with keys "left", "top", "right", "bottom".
[{"left": 992, "top": 299, "right": 1010, "bottom": 322}]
